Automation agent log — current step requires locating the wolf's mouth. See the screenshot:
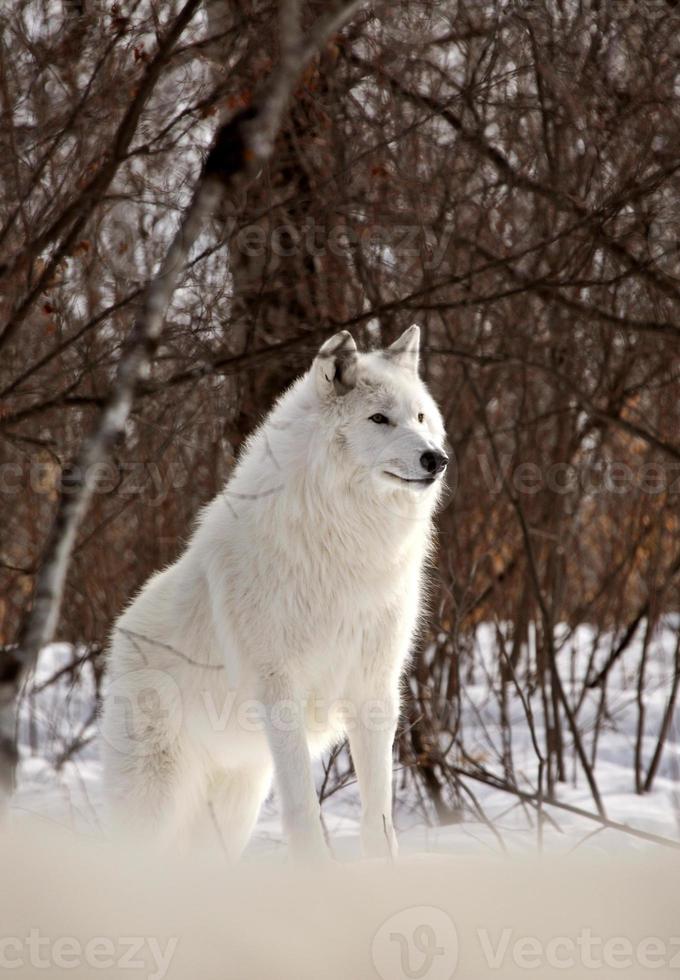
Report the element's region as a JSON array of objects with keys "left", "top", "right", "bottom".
[{"left": 384, "top": 471, "right": 437, "bottom": 487}]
